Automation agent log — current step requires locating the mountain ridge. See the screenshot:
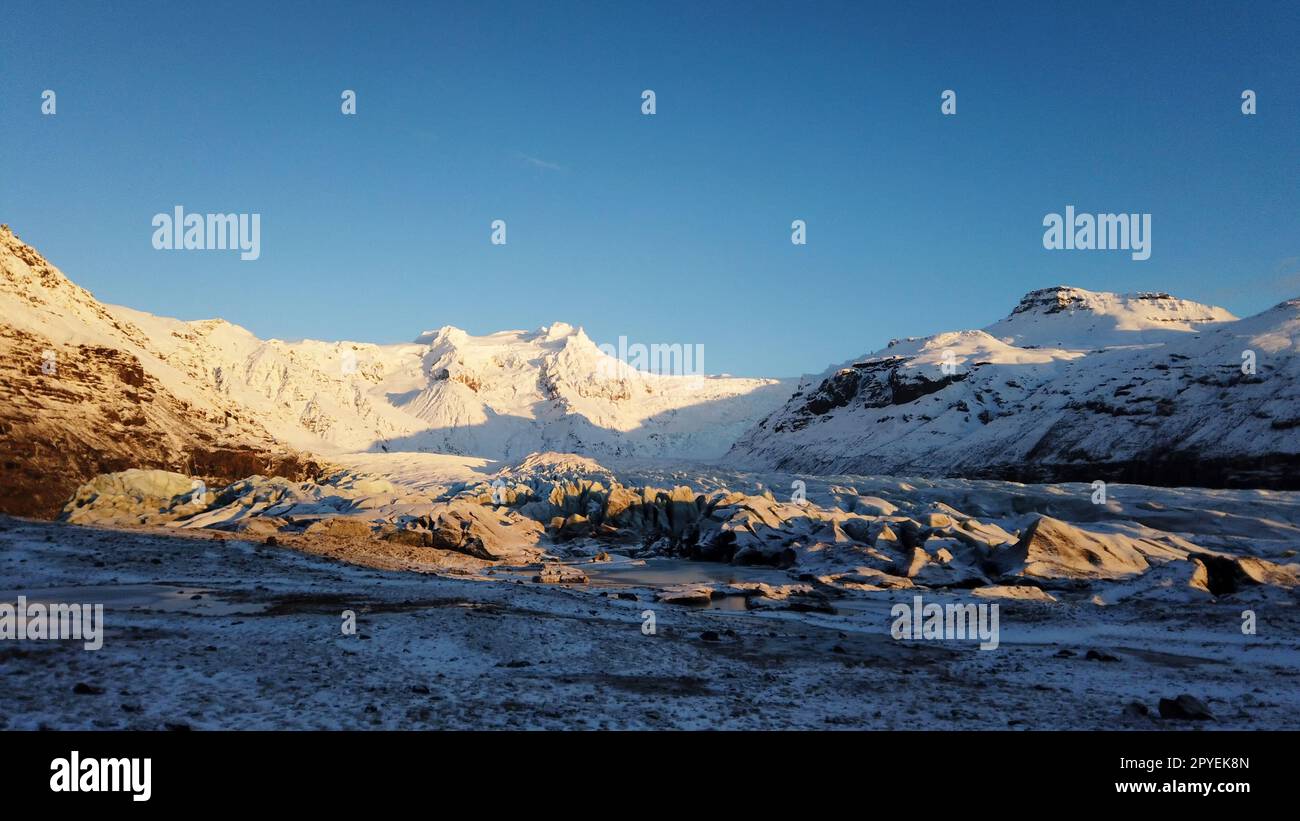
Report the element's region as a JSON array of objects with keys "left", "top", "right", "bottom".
[
  {"left": 728, "top": 284, "right": 1300, "bottom": 488},
  {"left": 0, "top": 226, "right": 790, "bottom": 514},
  {"left": 6, "top": 223, "right": 1299, "bottom": 520}
]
